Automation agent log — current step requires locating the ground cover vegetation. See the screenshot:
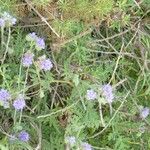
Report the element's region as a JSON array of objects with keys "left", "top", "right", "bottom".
[{"left": 0, "top": 0, "right": 150, "bottom": 149}]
